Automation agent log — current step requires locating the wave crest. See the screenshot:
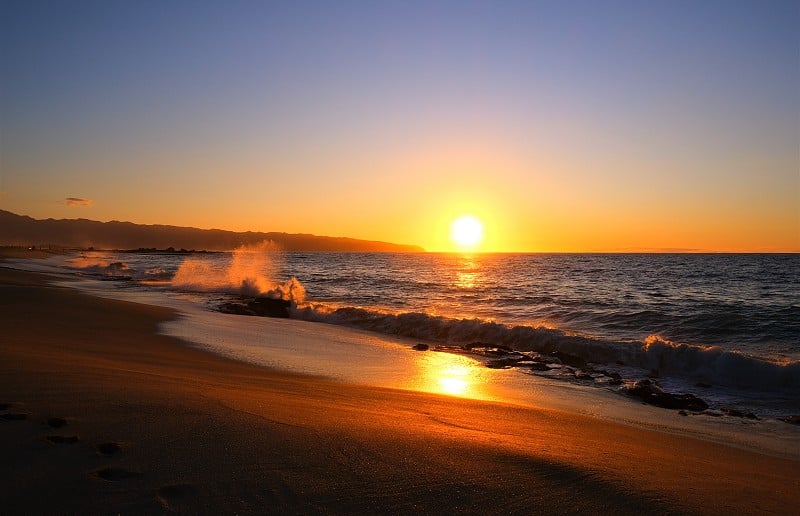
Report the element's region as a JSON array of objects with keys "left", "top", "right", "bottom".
[{"left": 293, "top": 304, "right": 800, "bottom": 391}]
